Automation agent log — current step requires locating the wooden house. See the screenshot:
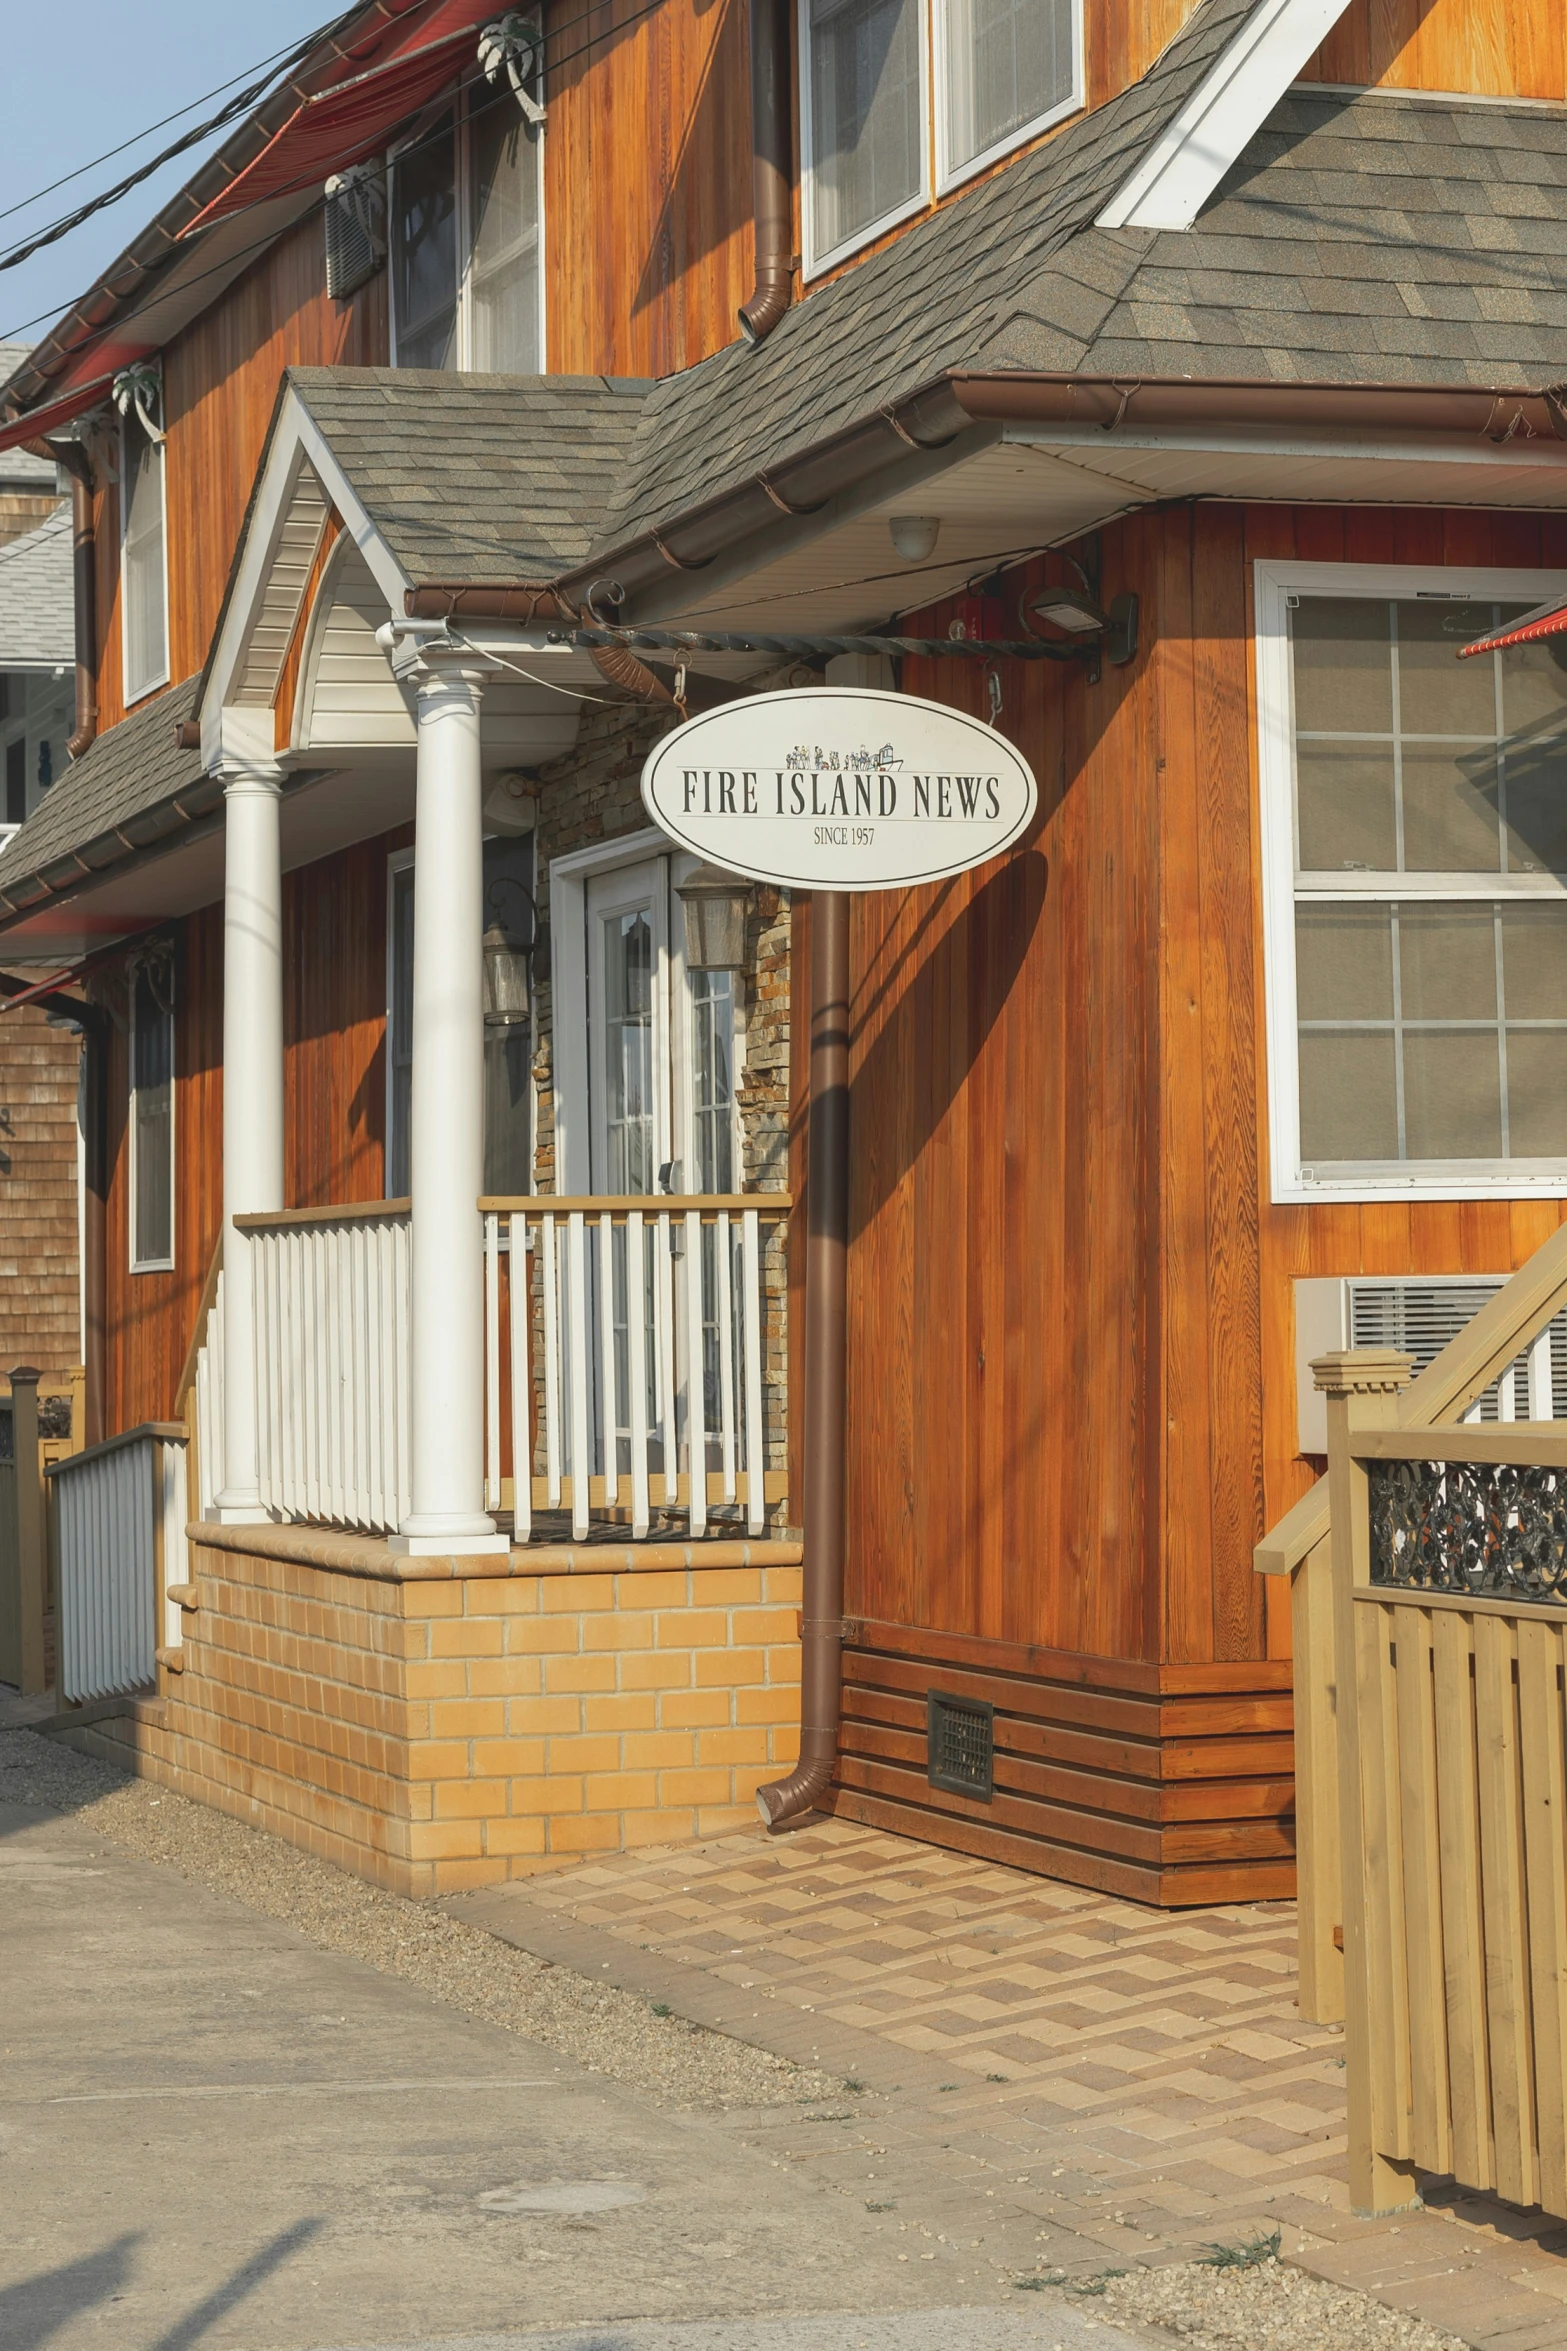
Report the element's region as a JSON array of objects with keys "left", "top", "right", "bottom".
[{"left": 1, "top": 0, "right": 1565, "bottom": 1902}]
